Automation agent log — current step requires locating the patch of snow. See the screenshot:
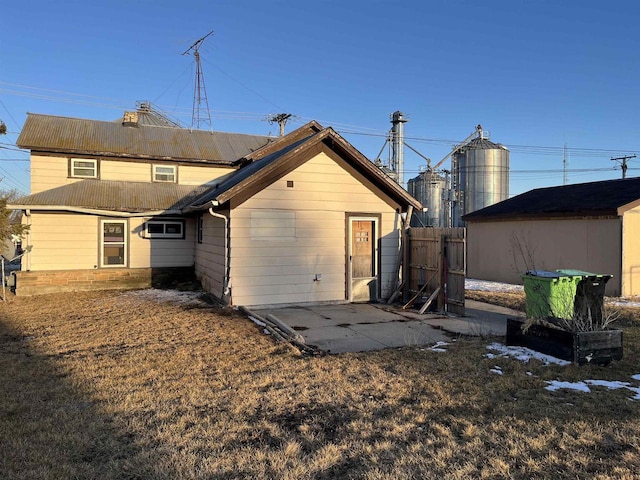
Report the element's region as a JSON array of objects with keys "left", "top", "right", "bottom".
[
  {"left": 486, "top": 343, "right": 571, "bottom": 366},
  {"left": 122, "top": 289, "right": 206, "bottom": 306},
  {"left": 608, "top": 298, "right": 640, "bottom": 308},
  {"left": 546, "top": 381, "right": 591, "bottom": 393},
  {"left": 248, "top": 315, "right": 266, "bottom": 327},
  {"left": 490, "top": 366, "right": 503, "bottom": 375},
  {"left": 632, "top": 374, "right": 640, "bottom": 381},
  {"left": 465, "top": 278, "right": 524, "bottom": 294},
  {"left": 545, "top": 379, "right": 640, "bottom": 401},
  {"left": 428, "top": 341, "right": 450, "bottom": 352},
  {"left": 586, "top": 380, "right": 630, "bottom": 390}
]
